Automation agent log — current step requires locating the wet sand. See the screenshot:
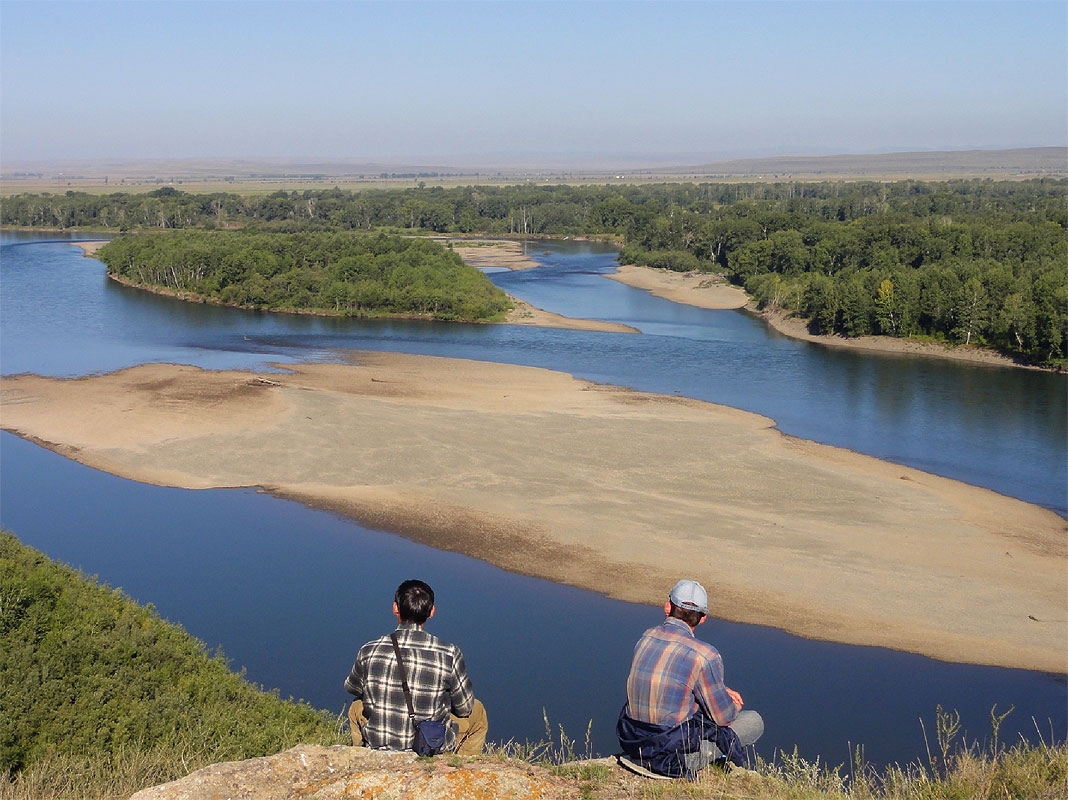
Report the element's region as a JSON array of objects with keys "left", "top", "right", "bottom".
[{"left": 2, "top": 354, "right": 1064, "bottom": 673}]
